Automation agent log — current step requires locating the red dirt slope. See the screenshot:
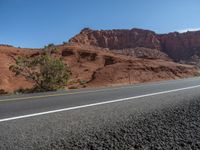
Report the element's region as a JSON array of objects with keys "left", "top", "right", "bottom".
[{"left": 0, "top": 44, "right": 199, "bottom": 93}]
